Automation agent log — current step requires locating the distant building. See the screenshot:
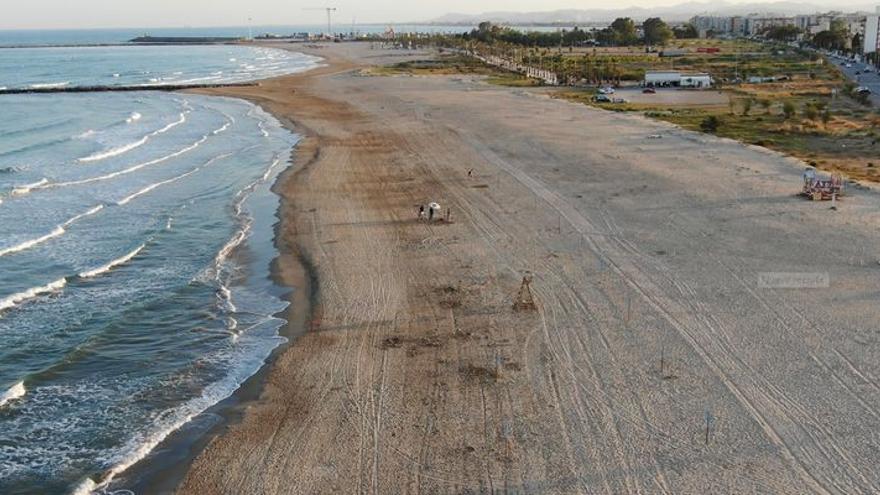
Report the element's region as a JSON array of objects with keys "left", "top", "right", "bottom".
[
  {"left": 866, "top": 13, "right": 880, "bottom": 54},
  {"left": 745, "top": 17, "right": 797, "bottom": 36},
  {"left": 794, "top": 14, "right": 834, "bottom": 35},
  {"left": 690, "top": 15, "right": 746, "bottom": 37},
  {"left": 644, "top": 71, "right": 713, "bottom": 88},
  {"left": 645, "top": 70, "right": 682, "bottom": 86}
]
